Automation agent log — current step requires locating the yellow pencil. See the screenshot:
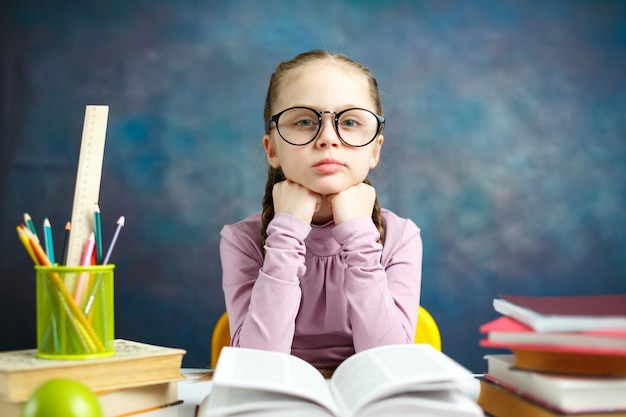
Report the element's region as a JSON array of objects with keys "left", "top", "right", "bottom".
[
  {"left": 17, "top": 225, "right": 39, "bottom": 265},
  {"left": 23, "top": 227, "right": 51, "bottom": 266}
]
